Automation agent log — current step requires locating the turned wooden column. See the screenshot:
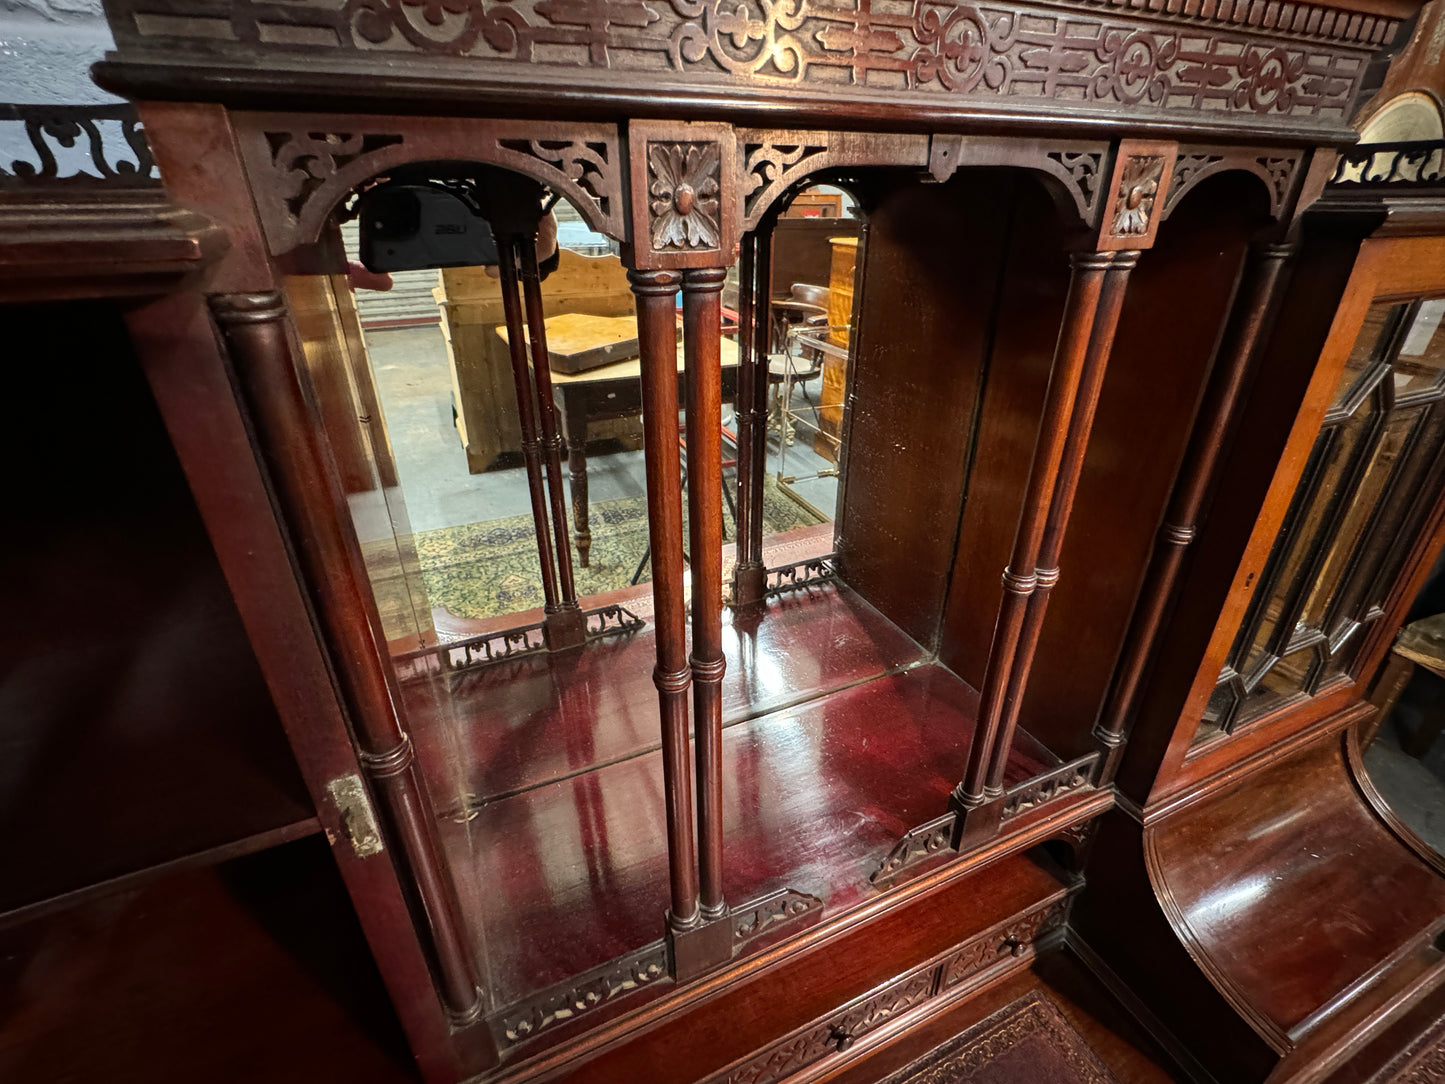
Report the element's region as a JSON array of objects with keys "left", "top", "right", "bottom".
[
  {"left": 1095, "top": 240, "right": 1297, "bottom": 771},
  {"left": 954, "top": 251, "right": 1114, "bottom": 830},
  {"left": 517, "top": 236, "right": 586, "bottom": 647},
  {"left": 210, "top": 292, "right": 482, "bottom": 1024},
  {"left": 496, "top": 247, "right": 570, "bottom": 640},
  {"left": 684, "top": 266, "right": 729, "bottom": 918},
  {"left": 985, "top": 250, "right": 1139, "bottom": 791},
  {"left": 629, "top": 268, "right": 702, "bottom": 936},
  {"left": 735, "top": 224, "right": 774, "bottom": 607}
]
